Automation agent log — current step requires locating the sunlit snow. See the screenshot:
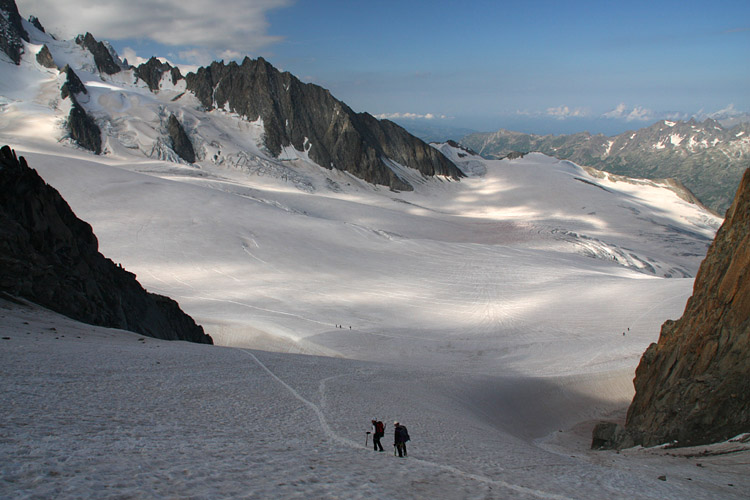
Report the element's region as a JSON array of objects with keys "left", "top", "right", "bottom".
[{"left": 1, "top": 20, "right": 747, "bottom": 499}]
